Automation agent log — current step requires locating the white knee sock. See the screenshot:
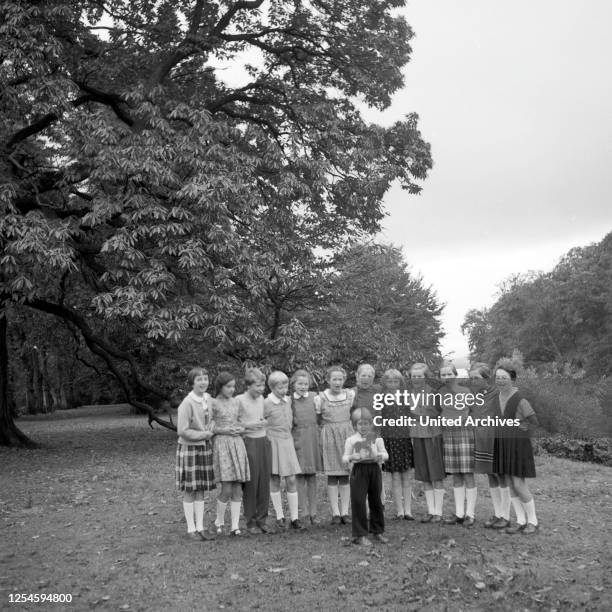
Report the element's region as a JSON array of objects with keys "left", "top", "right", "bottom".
[
  {"left": 215, "top": 500, "right": 227, "bottom": 527},
  {"left": 194, "top": 500, "right": 205, "bottom": 532},
  {"left": 433, "top": 489, "right": 444, "bottom": 516},
  {"left": 499, "top": 487, "right": 511, "bottom": 520},
  {"left": 230, "top": 501, "right": 241, "bottom": 531},
  {"left": 287, "top": 491, "right": 299, "bottom": 521},
  {"left": 183, "top": 501, "right": 196, "bottom": 533},
  {"left": 392, "top": 478, "right": 403, "bottom": 515},
  {"left": 489, "top": 486, "right": 501, "bottom": 517},
  {"left": 402, "top": 480, "right": 412, "bottom": 516},
  {"left": 522, "top": 498, "right": 538, "bottom": 525},
  {"left": 270, "top": 491, "right": 284, "bottom": 519},
  {"left": 327, "top": 485, "right": 339, "bottom": 516},
  {"left": 465, "top": 487, "right": 477, "bottom": 518},
  {"left": 453, "top": 486, "right": 466, "bottom": 518},
  {"left": 510, "top": 496, "right": 526, "bottom": 525},
  {"left": 424, "top": 489, "right": 435, "bottom": 515},
  {"left": 339, "top": 484, "right": 351, "bottom": 516}
]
